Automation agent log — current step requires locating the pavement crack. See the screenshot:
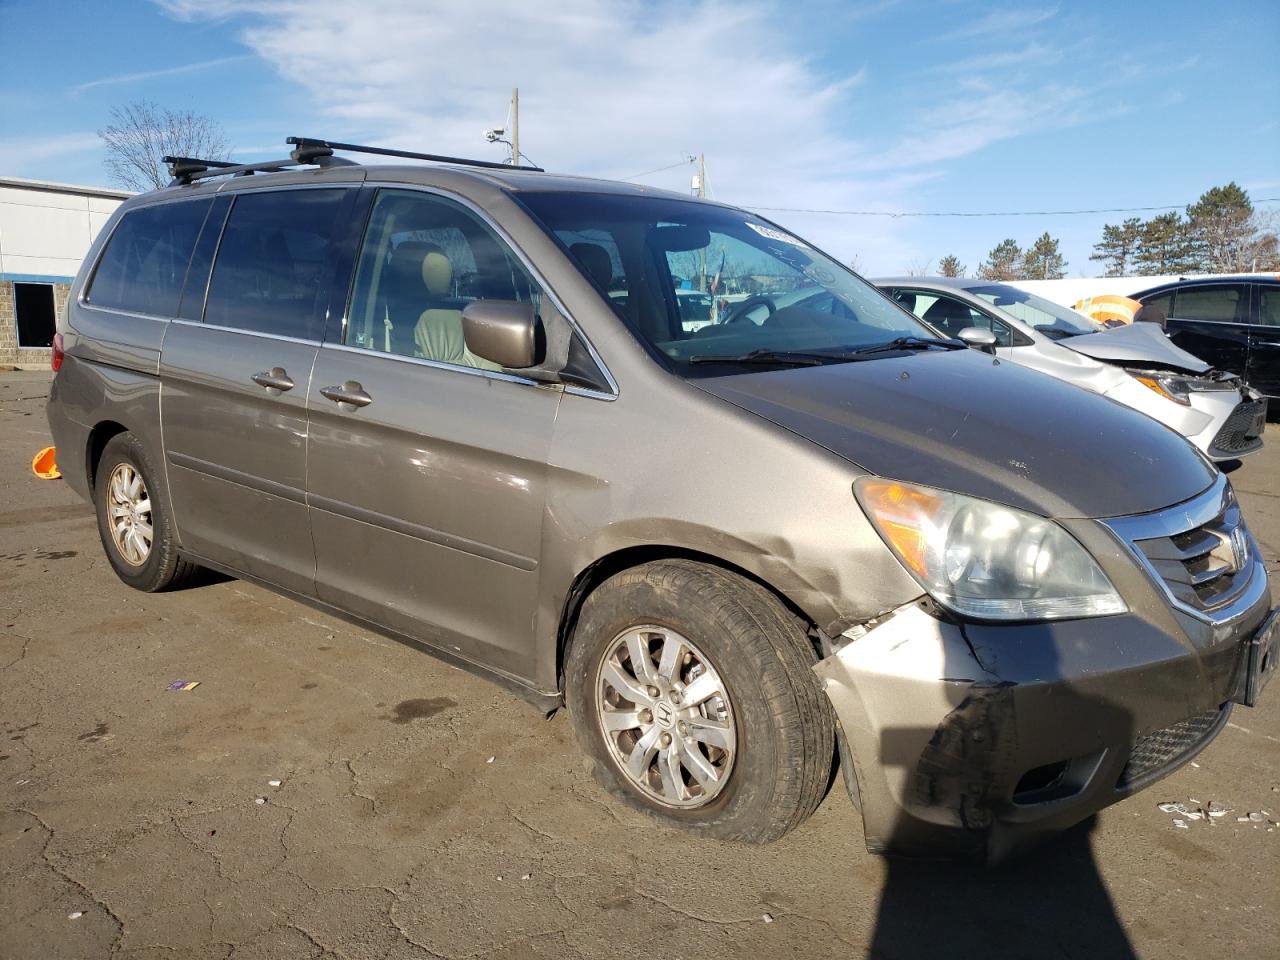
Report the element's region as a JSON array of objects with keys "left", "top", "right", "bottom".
[
  {"left": 342, "top": 757, "right": 382, "bottom": 816},
  {"left": 0, "top": 630, "right": 34, "bottom": 672},
  {"left": 19, "top": 807, "right": 127, "bottom": 955}
]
